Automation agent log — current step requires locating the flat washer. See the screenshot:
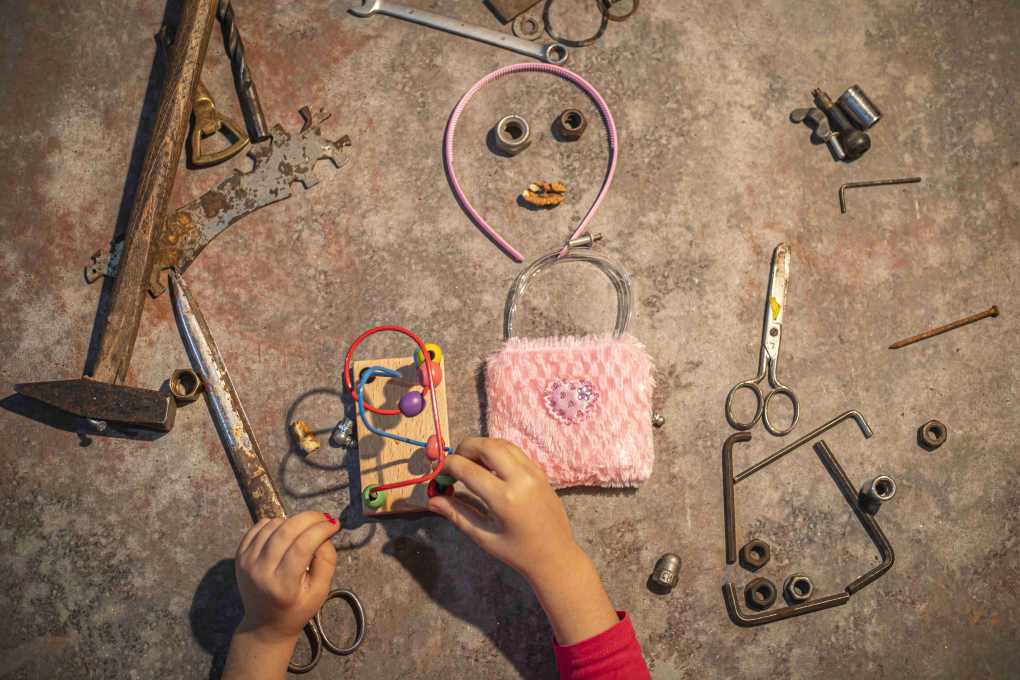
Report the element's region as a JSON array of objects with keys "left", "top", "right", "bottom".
[{"left": 513, "top": 12, "right": 545, "bottom": 40}]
